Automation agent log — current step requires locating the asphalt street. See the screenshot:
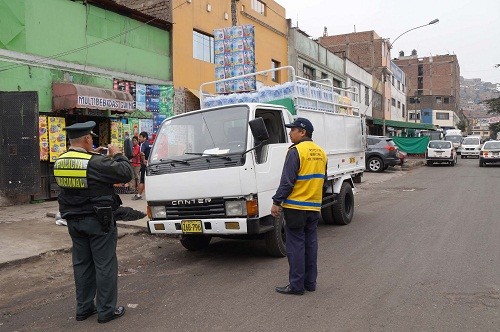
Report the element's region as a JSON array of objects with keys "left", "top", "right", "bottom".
[{"left": 1, "top": 158, "right": 499, "bottom": 331}]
